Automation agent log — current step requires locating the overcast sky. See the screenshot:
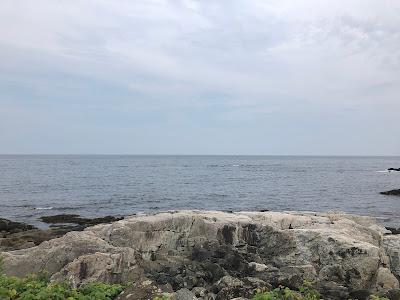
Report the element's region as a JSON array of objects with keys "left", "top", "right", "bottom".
[{"left": 0, "top": 0, "right": 399, "bottom": 155}]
